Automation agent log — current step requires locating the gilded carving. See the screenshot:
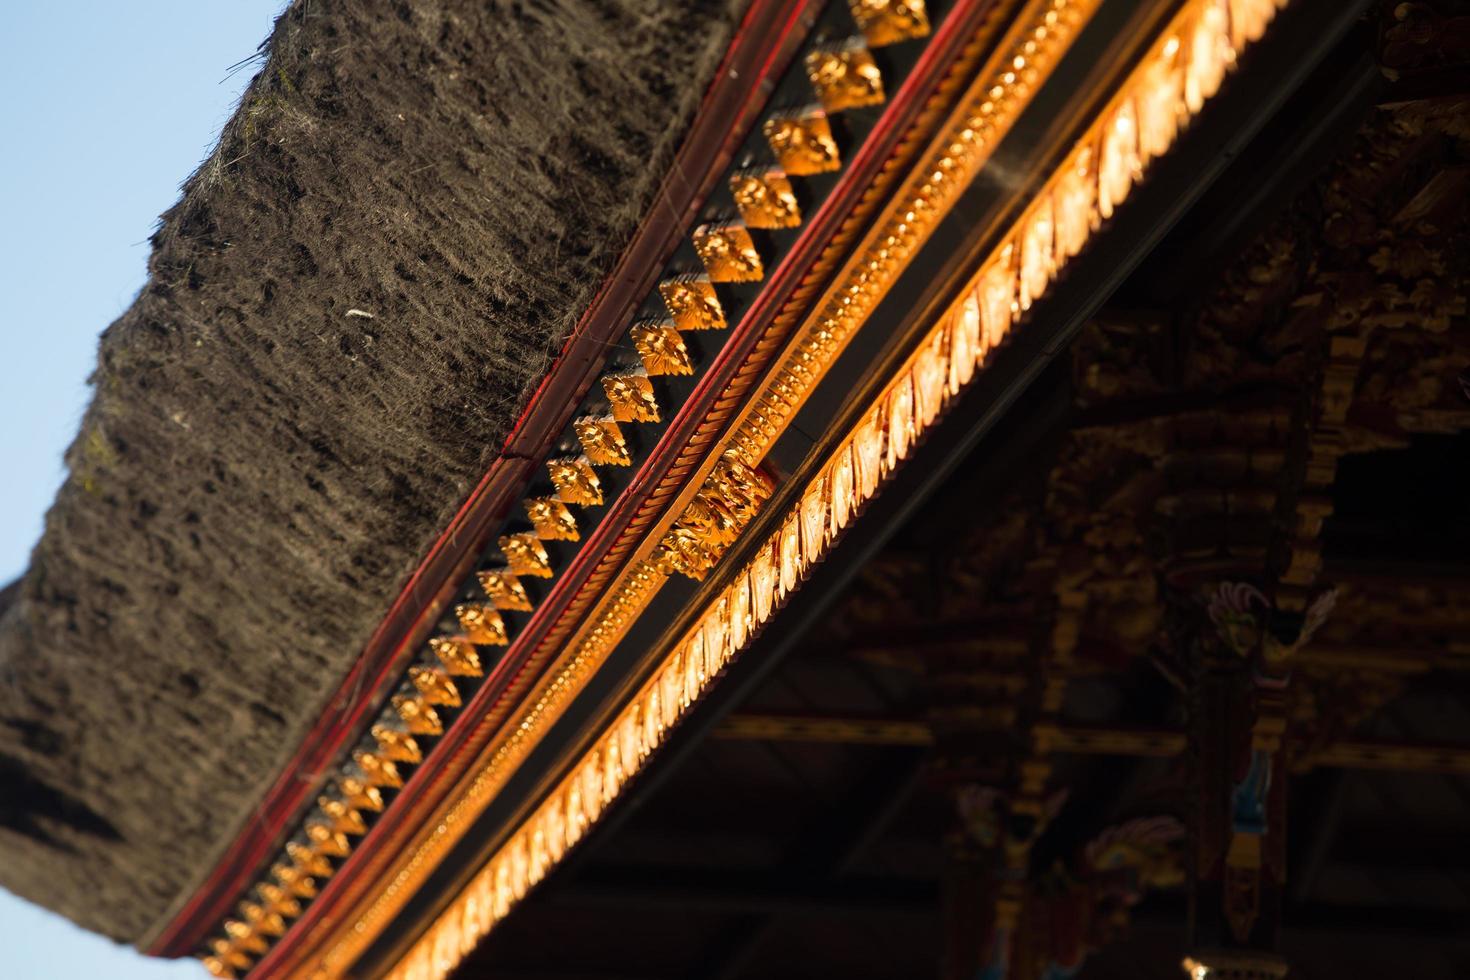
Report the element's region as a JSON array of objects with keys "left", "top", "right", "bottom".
[
  {"left": 430, "top": 636, "right": 484, "bottom": 676},
  {"left": 763, "top": 107, "right": 841, "bottom": 176},
  {"left": 601, "top": 372, "right": 660, "bottom": 424},
  {"left": 352, "top": 749, "right": 404, "bottom": 789},
  {"left": 392, "top": 693, "right": 444, "bottom": 736},
  {"left": 271, "top": 863, "right": 317, "bottom": 900},
  {"left": 255, "top": 883, "right": 302, "bottom": 920},
  {"left": 849, "top": 0, "right": 930, "bottom": 47},
  {"left": 730, "top": 169, "right": 802, "bottom": 229},
  {"left": 658, "top": 275, "right": 725, "bottom": 331},
  {"left": 500, "top": 531, "right": 554, "bottom": 579},
  {"left": 337, "top": 776, "right": 385, "bottom": 812},
  {"left": 574, "top": 415, "right": 633, "bottom": 466},
  {"left": 693, "top": 222, "right": 764, "bottom": 283},
  {"left": 524, "top": 495, "right": 580, "bottom": 541},
  {"left": 408, "top": 665, "right": 461, "bottom": 708},
  {"left": 478, "top": 567, "right": 533, "bottom": 613},
  {"left": 285, "top": 841, "right": 332, "bottom": 879},
  {"left": 305, "top": 821, "right": 350, "bottom": 859},
  {"left": 370, "top": 724, "right": 423, "bottom": 764},
  {"left": 547, "top": 456, "right": 603, "bottom": 507},
  {"left": 455, "top": 603, "right": 508, "bottom": 646},
  {"left": 806, "top": 44, "right": 885, "bottom": 113},
  {"left": 629, "top": 322, "right": 694, "bottom": 377},
  {"left": 317, "top": 797, "right": 370, "bottom": 835},
  {"left": 653, "top": 452, "right": 774, "bottom": 580},
  {"left": 239, "top": 900, "right": 288, "bottom": 936},
  {"left": 224, "top": 919, "right": 268, "bottom": 954}
]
